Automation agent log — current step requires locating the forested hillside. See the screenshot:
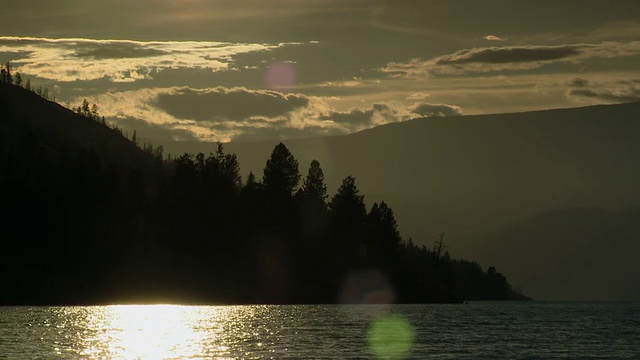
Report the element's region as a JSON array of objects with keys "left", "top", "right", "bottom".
[{"left": 0, "top": 77, "right": 527, "bottom": 304}]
